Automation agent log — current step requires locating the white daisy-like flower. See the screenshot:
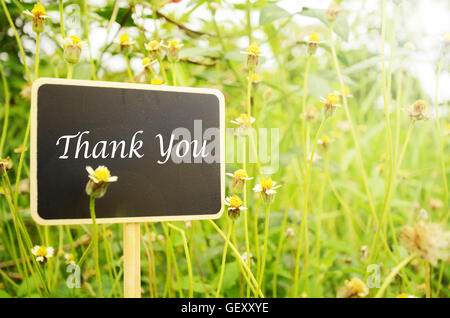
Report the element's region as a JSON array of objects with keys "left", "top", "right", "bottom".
[
  {"left": 253, "top": 177, "right": 281, "bottom": 204},
  {"left": 32, "top": 245, "right": 54, "bottom": 263},
  {"left": 226, "top": 169, "right": 253, "bottom": 194},
  {"left": 231, "top": 114, "right": 255, "bottom": 129},
  {"left": 86, "top": 166, "right": 118, "bottom": 184},
  {"left": 224, "top": 195, "right": 247, "bottom": 220}
]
